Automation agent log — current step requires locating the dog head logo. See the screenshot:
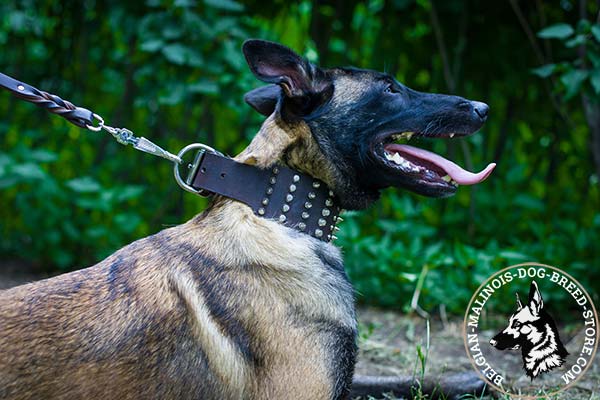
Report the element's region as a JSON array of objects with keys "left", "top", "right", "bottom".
[{"left": 489, "top": 280, "right": 568, "bottom": 379}]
